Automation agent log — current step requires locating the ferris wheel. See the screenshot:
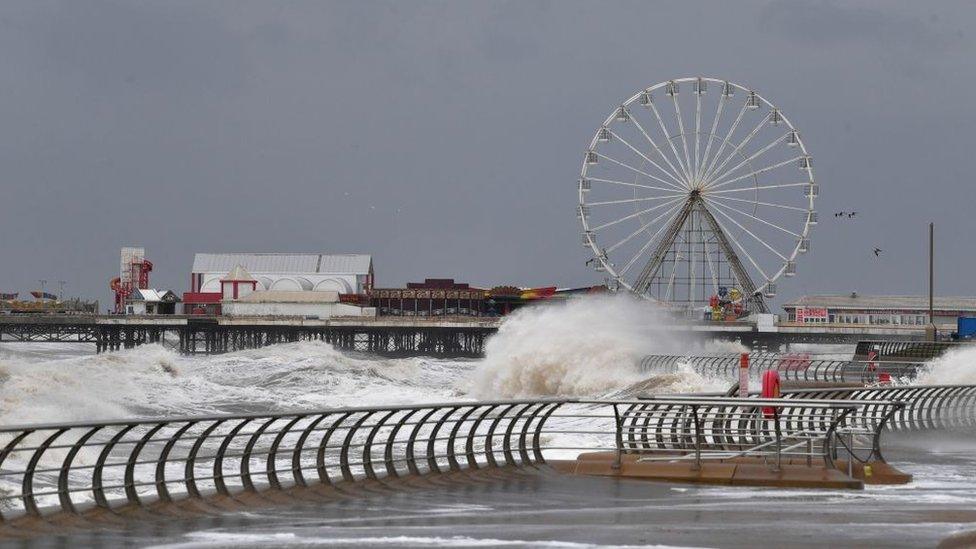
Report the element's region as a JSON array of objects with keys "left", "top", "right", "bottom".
[{"left": 578, "top": 77, "right": 816, "bottom": 313}]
